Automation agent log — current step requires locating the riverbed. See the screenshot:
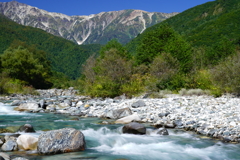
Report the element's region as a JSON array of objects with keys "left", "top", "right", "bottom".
[{"left": 1, "top": 101, "right": 240, "bottom": 160}]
